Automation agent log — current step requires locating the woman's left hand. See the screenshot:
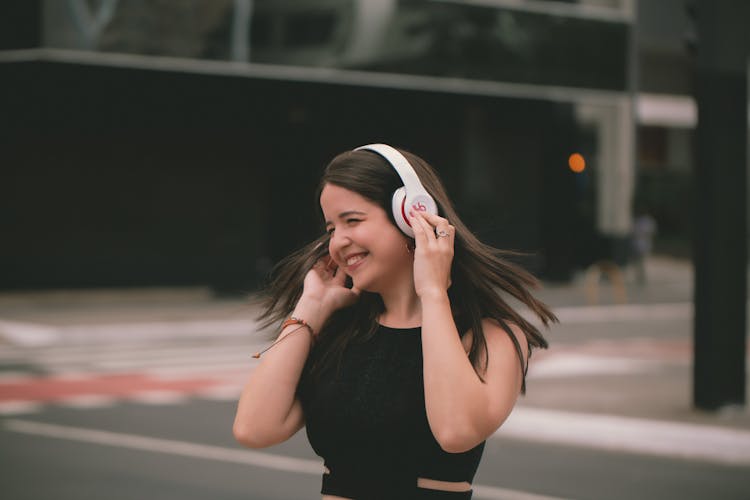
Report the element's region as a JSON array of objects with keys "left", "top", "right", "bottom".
[{"left": 409, "top": 210, "right": 455, "bottom": 299}]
